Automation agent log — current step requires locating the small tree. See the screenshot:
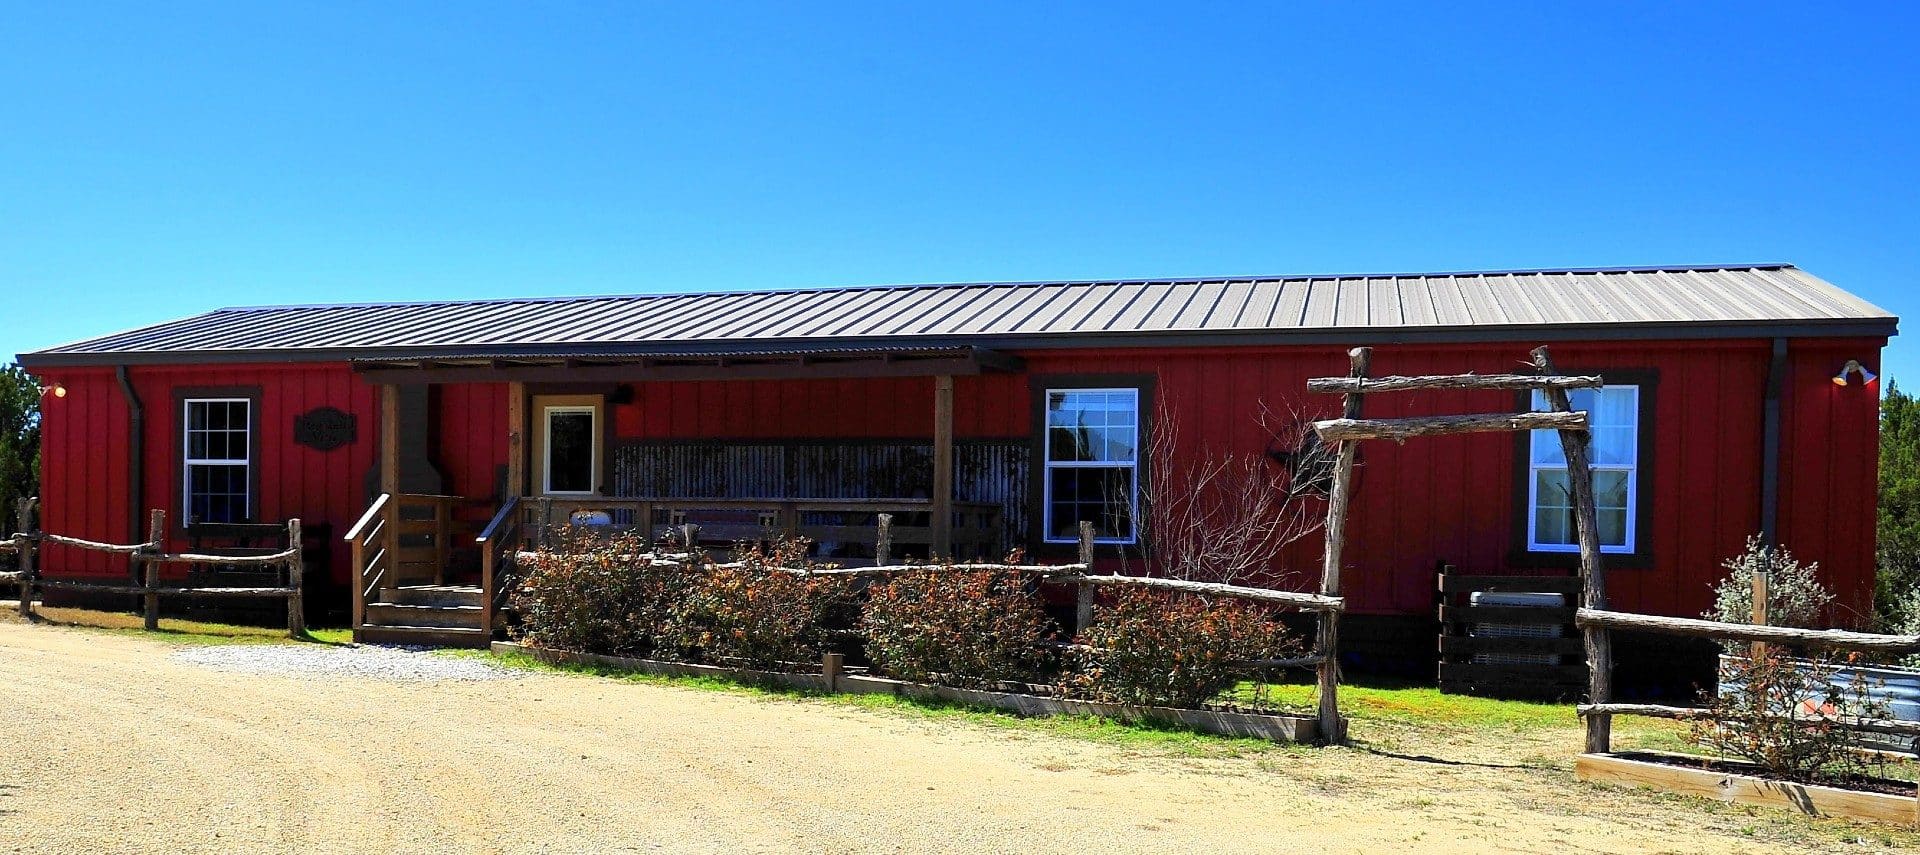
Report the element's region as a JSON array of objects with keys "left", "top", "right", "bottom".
[
  {"left": 0, "top": 363, "right": 40, "bottom": 529},
  {"left": 1704, "top": 535, "right": 1832, "bottom": 632},
  {"left": 1878, "top": 380, "right": 1920, "bottom": 626},
  {"left": 1123, "top": 398, "right": 1330, "bottom": 585}
]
